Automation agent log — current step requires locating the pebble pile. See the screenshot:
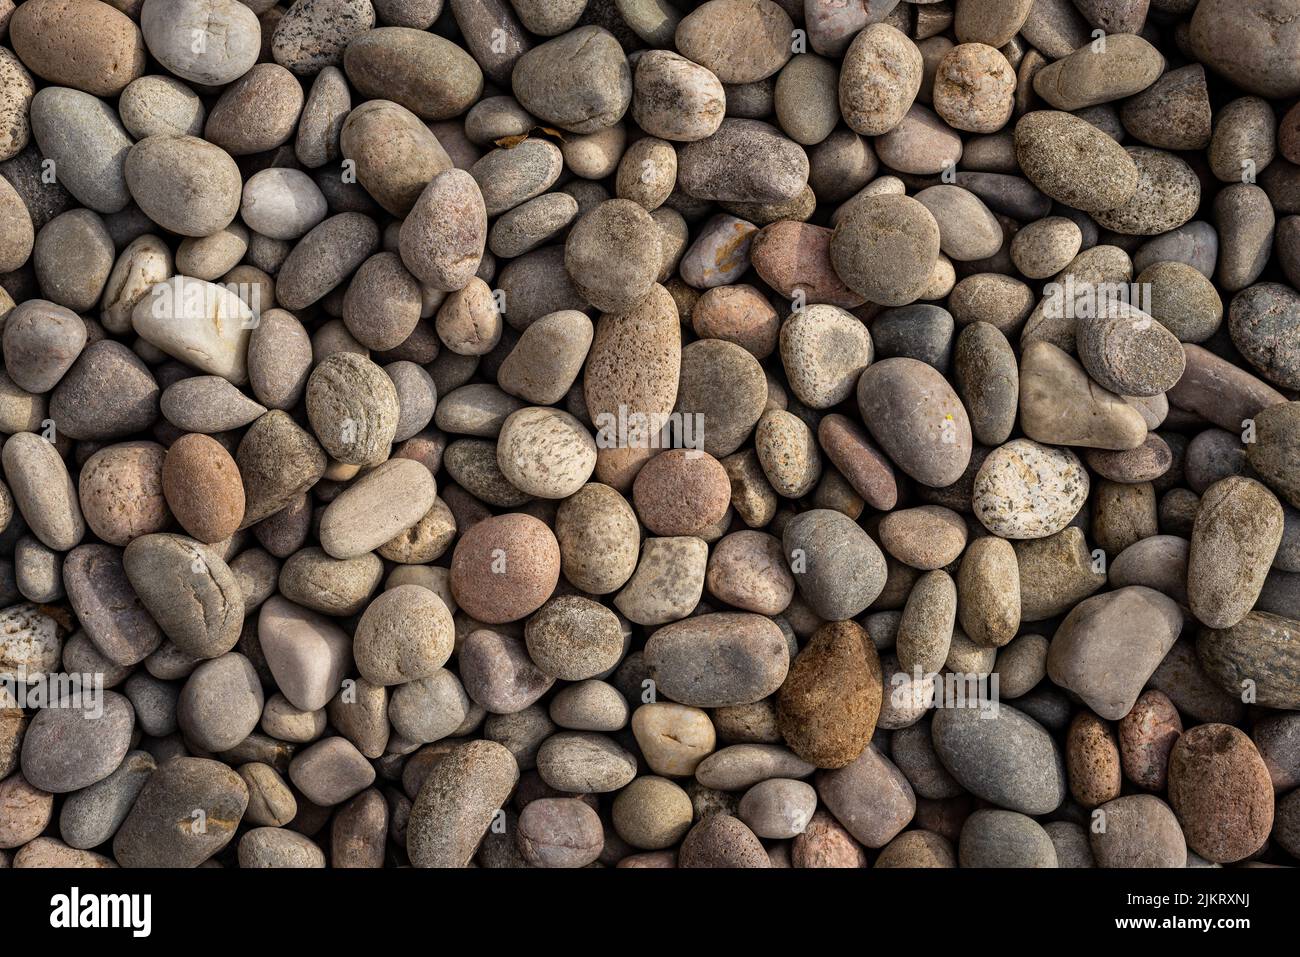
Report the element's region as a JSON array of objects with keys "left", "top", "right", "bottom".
[{"left": 0, "top": 0, "right": 1299, "bottom": 869}]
